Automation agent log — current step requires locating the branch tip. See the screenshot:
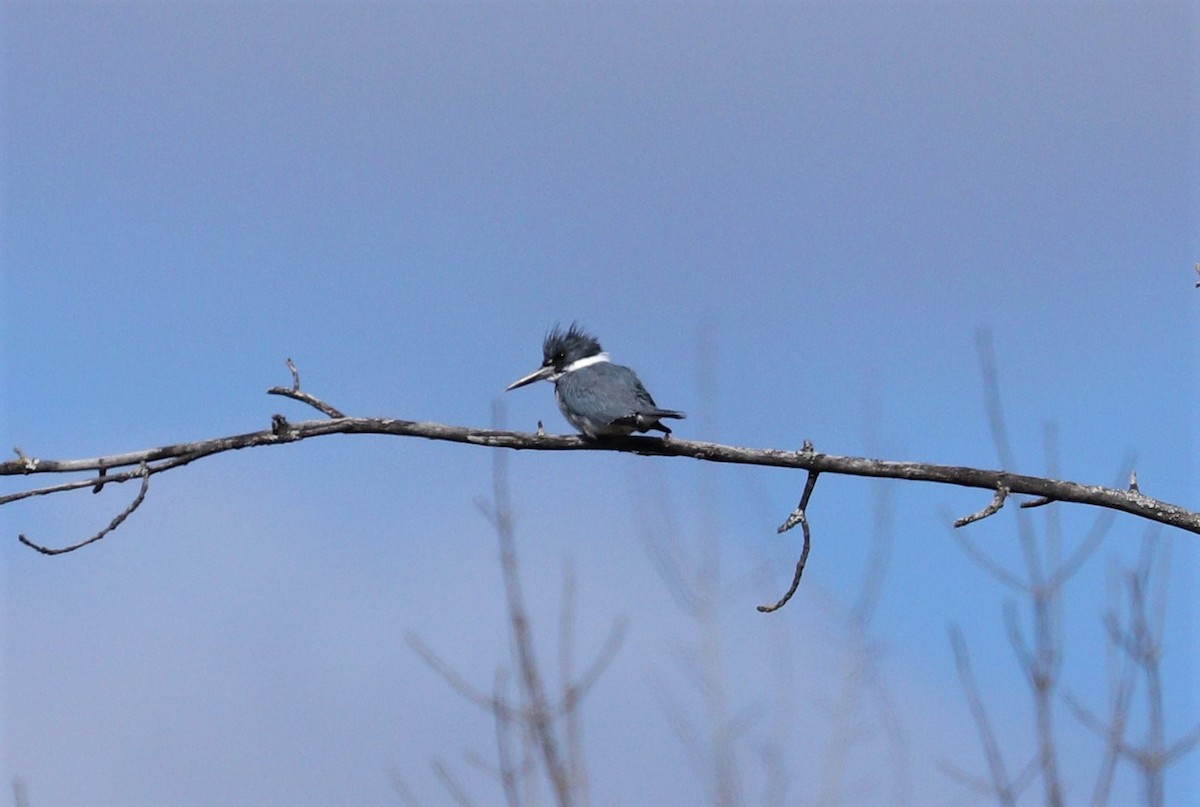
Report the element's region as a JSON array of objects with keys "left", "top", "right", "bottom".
[
  {"left": 266, "top": 367, "right": 346, "bottom": 419},
  {"left": 955, "top": 485, "right": 1010, "bottom": 527},
  {"left": 285, "top": 357, "right": 301, "bottom": 391},
  {"left": 759, "top": 521, "right": 812, "bottom": 613}
]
